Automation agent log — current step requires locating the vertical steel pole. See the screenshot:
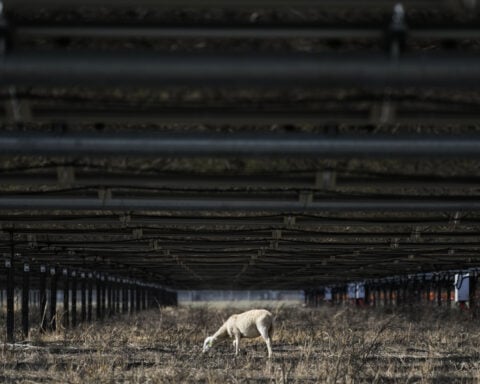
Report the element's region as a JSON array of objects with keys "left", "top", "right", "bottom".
[
  {"left": 122, "top": 281, "right": 128, "bottom": 313},
  {"left": 130, "top": 282, "right": 135, "bottom": 315},
  {"left": 101, "top": 275, "right": 106, "bottom": 320},
  {"left": 446, "top": 277, "right": 452, "bottom": 307},
  {"left": 80, "top": 272, "right": 86, "bottom": 323},
  {"left": 62, "top": 268, "right": 69, "bottom": 329},
  {"left": 49, "top": 267, "right": 57, "bottom": 331},
  {"left": 71, "top": 271, "right": 77, "bottom": 327},
  {"left": 115, "top": 279, "right": 120, "bottom": 314},
  {"left": 95, "top": 274, "right": 101, "bottom": 320},
  {"left": 136, "top": 284, "right": 141, "bottom": 312},
  {"left": 470, "top": 273, "right": 477, "bottom": 314},
  {"left": 437, "top": 280, "right": 442, "bottom": 307},
  {"left": 107, "top": 277, "right": 112, "bottom": 317},
  {"left": 6, "top": 257, "right": 14, "bottom": 343},
  {"left": 87, "top": 273, "right": 93, "bottom": 322},
  {"left": 22, "top": 263, "right": 30, "bottom": 339},
  {"left": 40, "top": 265, "right": 47, "bottom": 332},
  {"left": 142, "top": 287, "right": 147, "bottom": 310}
]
